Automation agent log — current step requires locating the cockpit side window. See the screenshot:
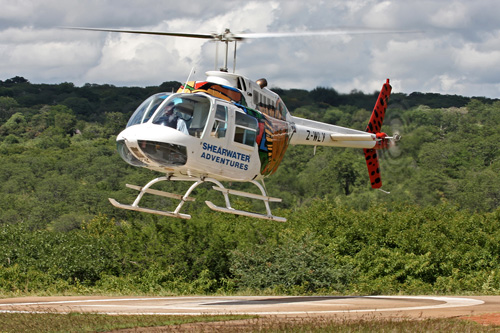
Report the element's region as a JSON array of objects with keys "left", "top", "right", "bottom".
[
  {"left": 152, "top": 95, "right": 211, "bottom": 137},
  {"left": 189, "top": 100, "right": 210, "bottom": 137}
]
